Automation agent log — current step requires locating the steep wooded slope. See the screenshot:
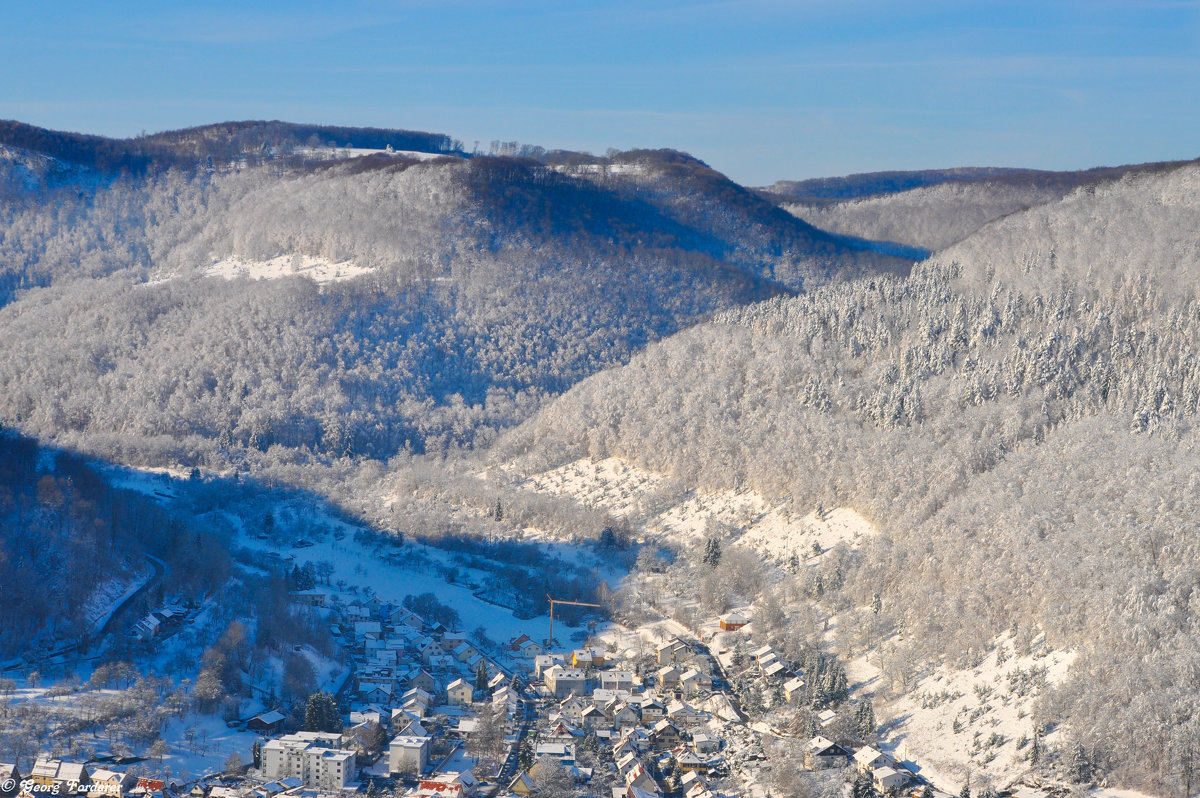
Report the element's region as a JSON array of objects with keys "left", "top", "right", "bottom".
[
  {"left": 496, "top": 176, "right": 1200, "bottom": 789},
  {"left": 0, "top": 430, "right": 232, "bottom": 657},
  {"left": 938, "top": 160, "right": 1200, "bottom": 297}
]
